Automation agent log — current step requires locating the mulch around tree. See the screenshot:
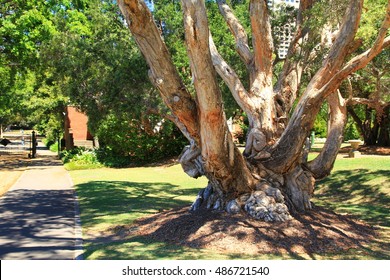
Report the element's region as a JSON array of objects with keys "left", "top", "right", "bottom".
[{"left": 128, "top": 204, "right": 386, "bottom": 258}]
